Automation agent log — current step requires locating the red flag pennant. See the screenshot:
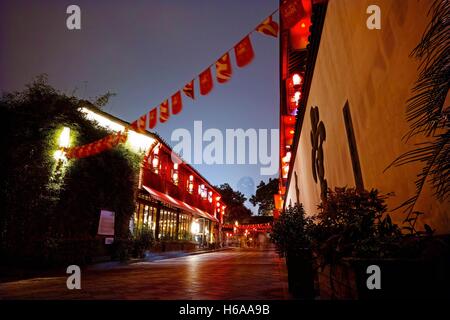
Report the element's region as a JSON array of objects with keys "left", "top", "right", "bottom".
[
  {"left": 130, "top": 114, "right": 147, "bottom": 133},
  {"left": 215, "top": 52, "right": 232, "bottom": 84},
  {"left": 160, "top": 99, "right": 170, "bottom": 123},
  {"left": 149, "top": 108, "right": 157, "bottom": 129},
  {"left": 256, "top": 16, "right": 279, "bottom": 38},
  {"left": 139, "top": 114, "right": 147, "bottom": 131},
  {"left": 199, "top": 68, "right": 213, "bottom": 95},
  {"left": 171, "top": 91, "right": 183, "bottom": 115},
  {"left": 234, "top": 35, "right": 254, "bottom": 68},
  {"left": 280, "top": 0, "right": 304, "bottom": 29},
  {"left": 183, "top": 79, "right": 195, "bottom": 99}
]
